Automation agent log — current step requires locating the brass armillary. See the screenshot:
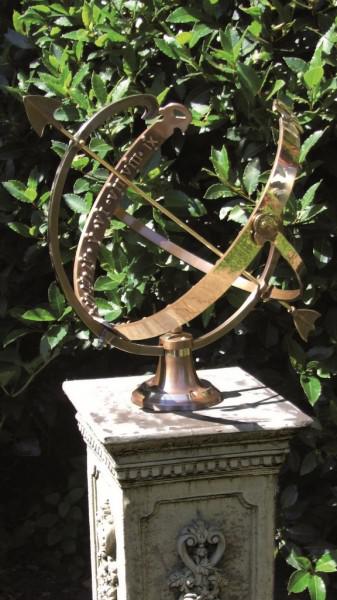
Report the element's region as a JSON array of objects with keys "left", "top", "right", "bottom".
[{"left": 24, "top": 94, "right": 320, "bottom": 412}]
